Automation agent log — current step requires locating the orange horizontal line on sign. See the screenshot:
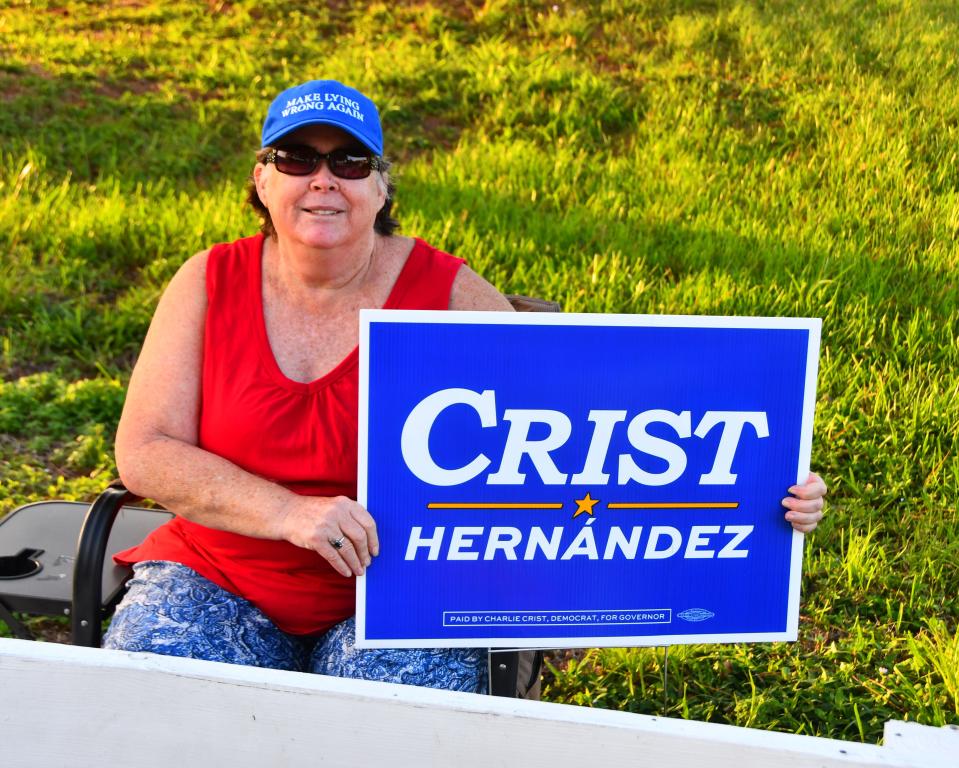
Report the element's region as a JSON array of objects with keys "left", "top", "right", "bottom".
[
  {"left": 607, "top": 502, "right": 739, "bottom": 509},
  {"left": 427, "top": 503, "right": 564, "bottom": 510}
]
